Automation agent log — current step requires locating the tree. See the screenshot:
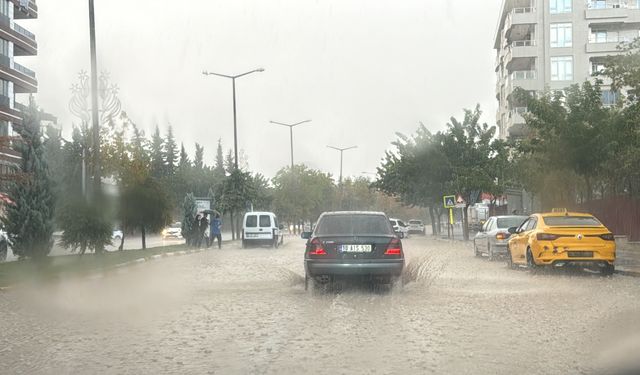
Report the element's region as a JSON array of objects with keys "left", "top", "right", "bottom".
[
  {"left": 2, "top": 103, "right": 56, "bottom": 260},
  {"left": 164, "top": 125, "right": 178, "bottom": 177},
  {"left": 181, "top": 193, "right": 198, "bottom": 246},
  {"left": 119, "top": 173, "right": 172, "bottom": 249},
  {"left": 213, "top": 139, "right": 226, "bottom": 180},
  {"left": 179, "top": 142, "right": 190, "bottom": 169},
  {"left": 194, "top": 143, "right": 204, "bottom": 171},
  {"left": 150, "top": 125, "right": 165, "bottom": 178},
  {"left": 217, "top": 168, "right": 255, "bottom": 239}
]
